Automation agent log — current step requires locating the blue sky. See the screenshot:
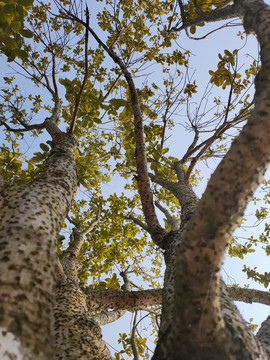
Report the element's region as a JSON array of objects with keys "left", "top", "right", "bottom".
[{"left": 1, "top": 0, "right": 270, "bottom": 357}]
